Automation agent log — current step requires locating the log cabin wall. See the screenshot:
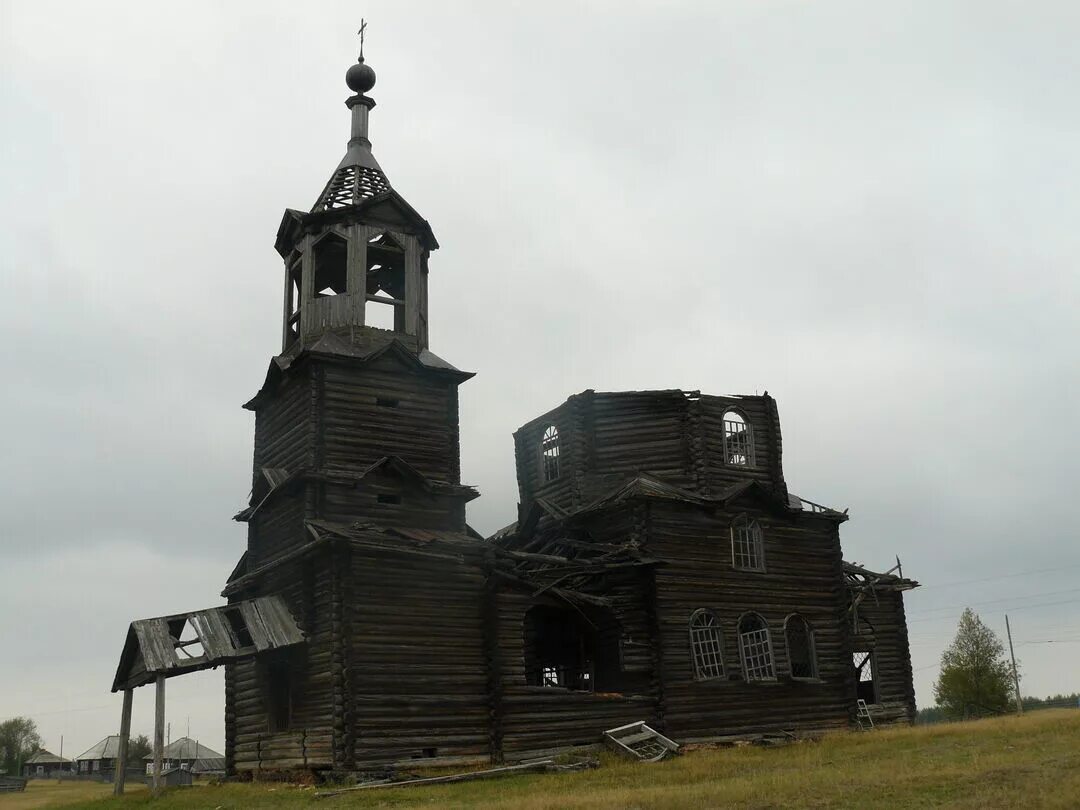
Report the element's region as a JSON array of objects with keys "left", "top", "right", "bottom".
[
  {"left": 347, "top": 545, "right": 491, "bottom": 767},
  {"left": 228, "top": 555, "right": 336, "bottom": 774},
  {"left": 252, "top": 370, "right": 313, "bottom": 484},
  {"left": 493, "top": 583, "right": 657, "bottom": 761},
  {"left": 319, "top": 356, "right": 460, "bottom": 483},
  {"left": 320, "top": 477, "right": 463, "bottom": 531},
  {"left": 646, "top": 499, "right": 851, "bottom": 739},
  {"left": 851, "top": 589, "right": 916, "bottom": 725},
  {"left": 513, "top": 391, "right": 787, "bottom": 514},
  {"left": 698, "top": 394, "right": 784, "bottom": 494}
]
